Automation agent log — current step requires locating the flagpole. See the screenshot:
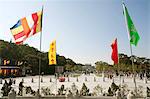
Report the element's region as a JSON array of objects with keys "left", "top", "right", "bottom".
[
  {"left": 38, "top": 6, "right": 44, "bottom": 96},
  {"left": 55, "top": 69, "right": 57, "bottom": 96},
  {"left": 117, "top": 45, "right": 122, "bottom": 90},
  {"left": 122, "top": 2, "right": 137, "bottom": 94},
  {"left": 117, "top": 60, "right": 121, "bottom": 85},
  {"left": 116, "top": 39, "right": 120, "bottom": 86},
  {"left": 38, "top": 30, "right": 42, "bottom": 95},
  {"left": 129, "top": 44, "right": 137, "bottom": 94}
]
